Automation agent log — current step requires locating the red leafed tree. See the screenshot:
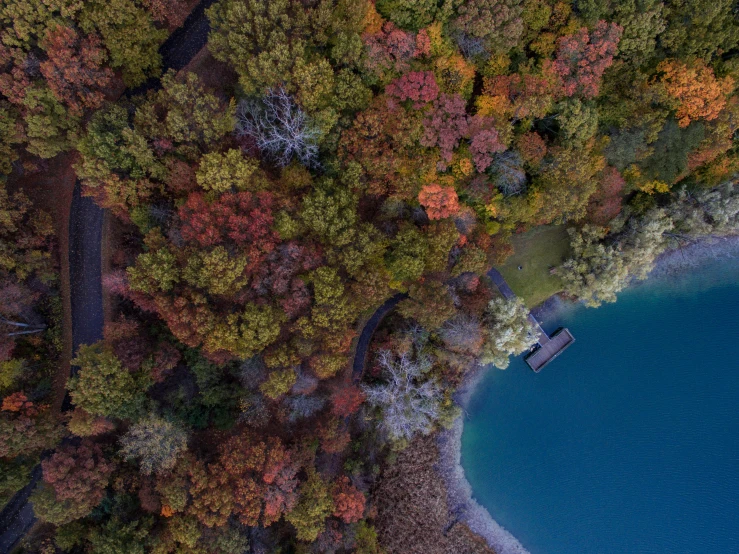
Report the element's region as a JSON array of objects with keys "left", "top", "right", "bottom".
[
  {"left": 1, "top": 392, "right": 34, "bottom": 413},
  {"left": 67, "top": 408, "right": 115, "bottom": 437},
  {"left": 657, "top": 59, "right": 734, "bottom": 127},
  {"left": 418, "top": 184, "right": 460, "bottom": 220},
  {"left": 39, "top": 26, "right": 113, "bottom": 116},
  {"left": 41, "top": 440, "right": 114, "bottom": 509},
  {"left": 138, "top": 479, "right": 161, "bottom": 513},
  {"left": 0, "top": 403, "right": 63, "bottom": 458},
  {"left": 104, "top": 318, "right": 149, "bottom": 371},
  {"left": 0, "top": 45, "right": 31, "bottom": 105},
  {"left": 483, "top": 72, "right": 557, "bottom": 121},
  {"left": 178, "top": 190, "right": 279, "bottom": 265},
  {"left": 0, "top": 279, "right": 39, "bottom": 361},
  {"left": 331, "top": 477, "right": 365, "bottom": 523},
  {"left": 261, "top": 438, "right": 300, "bottom": 526},
  {"left": 318, "top": 417, "right": 351, "bottom": 454},
  {"left": 549, "top": 21, "right": 622, "bottom": 99},
  {"left": 250, "top": 241, "right": 322, "bottom": 317},
  {"left": 516, "top": 131, "right": 547, "bottom": 166},
  {"left": 386, "top": 71, "right": 439, "bottom": 108},
  {"left": 421, "top": 94, "right": 470, "bottom": 167},
  {"left": 330, "top": 385, "right": 366, "bottom": 417},
  {"left": 102, "top": 270, "right": 129, "bottom": 298},
  {"left": 218, "top": 432, "right": 299, "bottom": 527},
  {"left": 587, "top": 166, "right": 625, "bottom": 225},
  {"left": 339, "top": 96, "right": 423, "bottom": 197},
  {"left": 0, "top": 335, "right": 14, "bottom": 363},
  {"left": 363, "top": 22, "right": 428, "bottom": 80},
  {"left": 469, "top": 122, "right": 506, "bottom": 172},
  {"left": 165, "top": 159, "right": 198, "bottom": 195},
  {"left": 154, "top": 293, "right": 216, "bottom": 349},
  {"left": 188, "top": 459, "right": 233, "bottom": 527},
  {"left": 142, "top": 0, "right": 189, "bottom": 28},
  {"left": 0, "top": 280, "right": 39, "bottom": 319},
  {"left": 150, "top": 342, "right": 181, "bottom": 383}
]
